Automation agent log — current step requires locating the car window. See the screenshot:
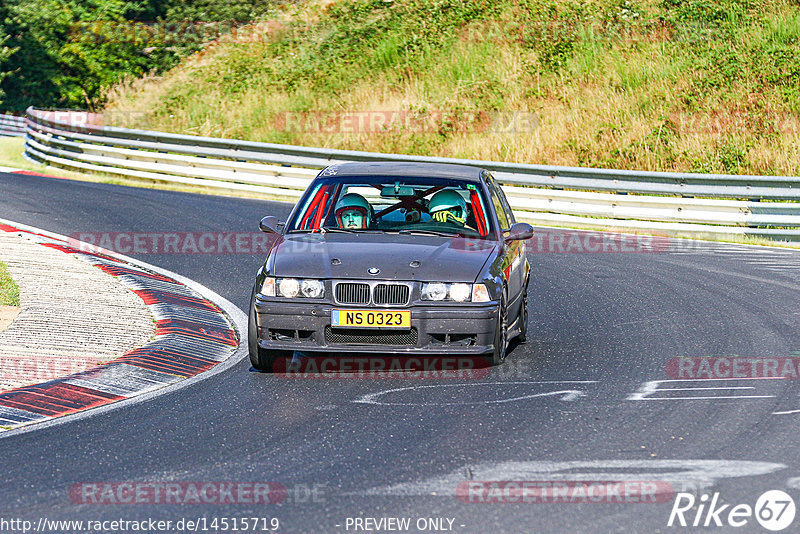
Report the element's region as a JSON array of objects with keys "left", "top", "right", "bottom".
[
  {"left": 488, "top": 181, "right": 510, "bottom": 229},
  {"left": 495, "top": 180, "right": 516, "bottom": 225},
  {"left": 486, "top": 174, "right": 515, "bottom": 227},
  {"left": 295, "top": 183, "right": 337, "bottom": 231}
]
